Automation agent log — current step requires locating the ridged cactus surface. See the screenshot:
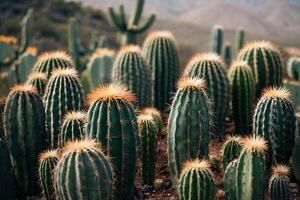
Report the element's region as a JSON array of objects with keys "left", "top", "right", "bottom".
[
  {"left": 269, "top": 165, "right": 290, "bottom": 200},
  {"left": 221, "top": 136, "right": 241, "bottom": 168},
  {"left": 287, "top": 57, "right": 300, "bottom": 81},
  {"left": 234, "top": 28, "right": 245, "bottom": 53},
  {"left": 223, "top": 43, "right": 232, "bottom": 67},
  {"left": 224, "top": 160, "right": 238, "bottom": 200},
  {"left": 210, "top": 25, "right": 223, "bottom": 55},
  {"left": 26, "top": 72, "right": 47, "bottom": 96},
  {"left": 141, "top": 107, "right": 163, "bottom": 135},
  {"left": 16, "top": 49, "right": 37, "bottom": 82}
]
